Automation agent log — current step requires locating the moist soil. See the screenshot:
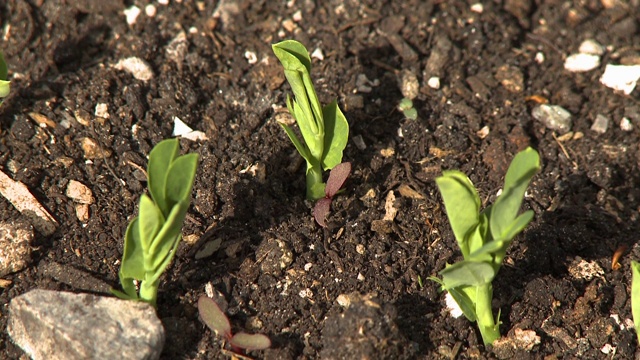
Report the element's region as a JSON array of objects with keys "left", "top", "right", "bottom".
[{"left": 2, "top": 0, "right": 640, "bottom": 359}]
